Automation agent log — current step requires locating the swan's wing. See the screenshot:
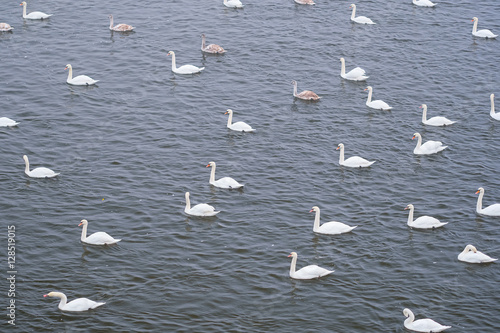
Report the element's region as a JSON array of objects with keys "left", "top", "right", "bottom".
[
  {"left": 203, "top": 44, "right": 225, "bottom": 54},
  {"left": 63, "top": 298, "right": 105, "bottom": 312},
  {"left": 317, "top": 222, "right": 357, "bottom": 234},
  {"left": 176, "top": 65, "right": 204, "bottom": 74},
  {"left": 189, "top": 204, "right": 219, "bottom": 216},
  {"left": 410, "top": 216, "right": 446, "bottom": 229},
  {"left": 425, "top": 116, "right": 456, "bottom": 126},
  {"left": 342, "top": 156, "right": 375, "bottom": 168},
  {"left": 408, "top": 318, "right": 450, "bottom": 332},
  {"left": 480, "top": 204, "right": 500, "bottom": 216},
  {"left": 294, "top": 265, "right": 333, "bottom": 279},
  {"left": 230, "top": 121, "right": 254, "bottom": 132},
  {"left": 213, "top": 177, "right": 243, "bottom": 189},
  {"left": 296, "top": 90, "right": 320, "bottom": 100},
  {"left": 420, "top": 140, "right": 447, "bottom": 153},
  {"left": 29, "top": 167, "right": 58, "bottom": 178},
  {"left": 84, "top": 232, "right": 119, "bottom": 245}
]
